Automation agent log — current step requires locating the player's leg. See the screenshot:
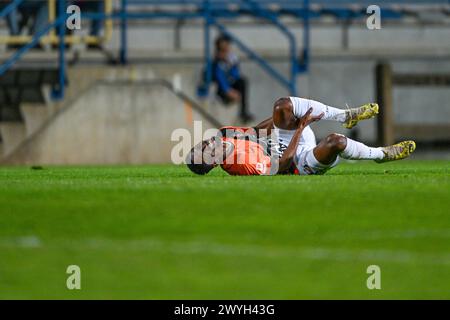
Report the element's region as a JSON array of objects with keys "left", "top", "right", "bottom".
[
  {"left": 273, "top": 97, "right": 378, "bottom": 130},
  {"left": 290, "top": 97, "right": 379, "bottom": 129},
  {"left": 312, "top": 133, "right": 416, "bottom": 164},
  {"left": 312, "top": 134, "right": 347, "bottom": 165},
  {"left": 232, "top": 77, "right": 253, "bottom": 122},
  {"left": 313, "top": 133, "right": 384, "bottom": 164},
  {"left": 295, "top": 133, "right": 416, "bottom": 175},
  {"left": 290, "top": 97, "right": 347, "bottom": 123},
  {"left": 294, "top": 134, "right": 347, "bottom": 175}
]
